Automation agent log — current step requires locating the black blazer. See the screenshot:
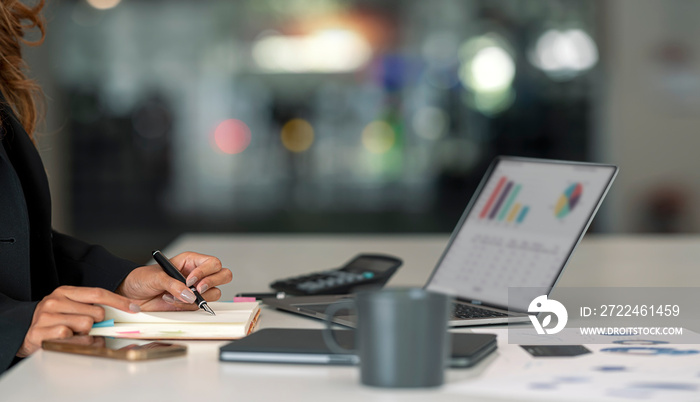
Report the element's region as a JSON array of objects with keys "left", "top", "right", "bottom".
[{"left": 0, "top": 97, "right": 139, "bottom": 372}]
